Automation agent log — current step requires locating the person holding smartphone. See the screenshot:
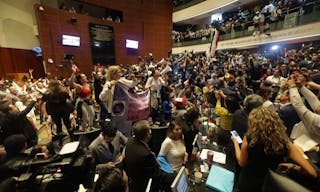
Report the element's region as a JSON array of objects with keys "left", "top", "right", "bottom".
[
  {"left": 231, "top": 107, "right": 317, "bottom": 191},
  {"left": 30, "top": 145, "right": 50, "bottom": 159},
  {"left": 89, "top": 122, "right": 127, "bottom": 173}
]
